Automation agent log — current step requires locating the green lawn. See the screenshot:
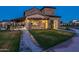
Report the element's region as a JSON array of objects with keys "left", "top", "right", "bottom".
[
  {"left": 0, "top": 30, "right": 21, "bottom": 52},
  {"left": 29, "top": 30, "right": 74, "bottom": 49}
]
